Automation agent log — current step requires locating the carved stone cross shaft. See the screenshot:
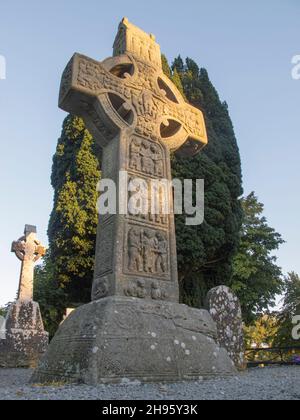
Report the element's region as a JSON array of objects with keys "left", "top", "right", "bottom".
[
  {"left": 11, "top": 225, "right": 46, "bottom": 302},
  {"left": 59, "top": 18, "right": 208, "bottom": 303}
]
